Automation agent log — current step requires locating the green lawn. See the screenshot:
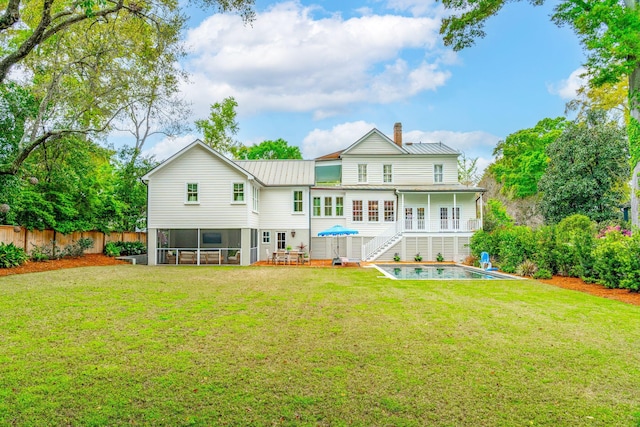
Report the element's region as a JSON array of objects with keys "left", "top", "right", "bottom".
[{"left": 1, "top": 265, "right": 639, "bottom": 426}]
